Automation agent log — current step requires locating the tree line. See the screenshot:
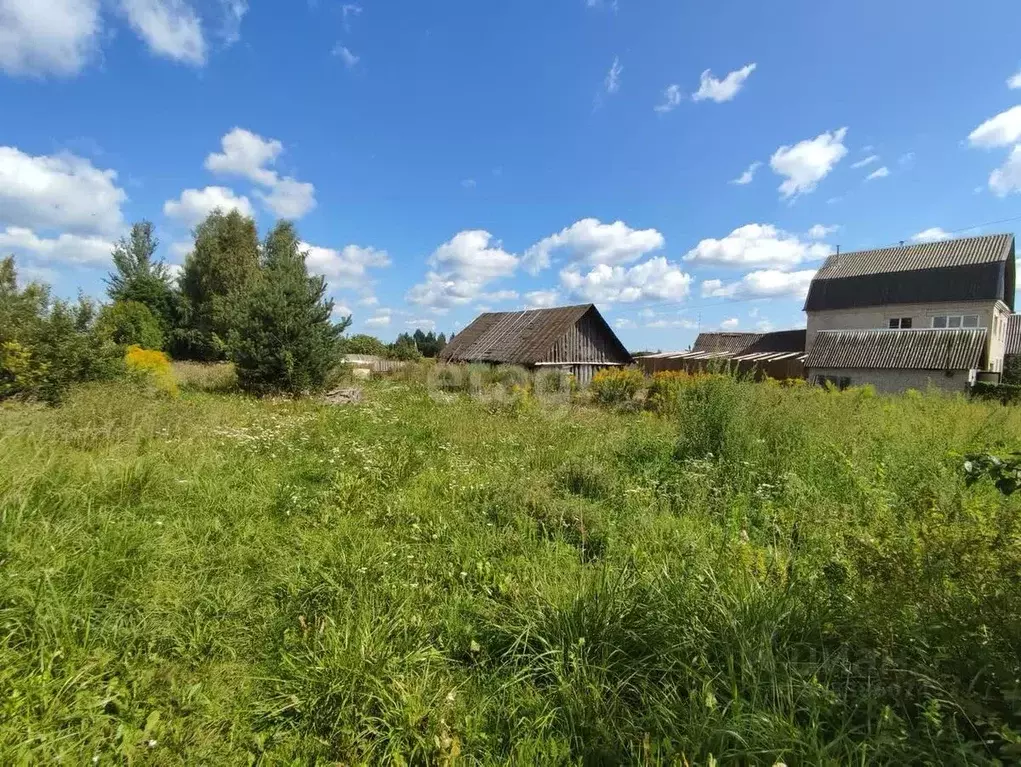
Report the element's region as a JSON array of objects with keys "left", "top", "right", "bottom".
[{"left": 1, "top": 208, "right": 447, "bottom": 401}]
